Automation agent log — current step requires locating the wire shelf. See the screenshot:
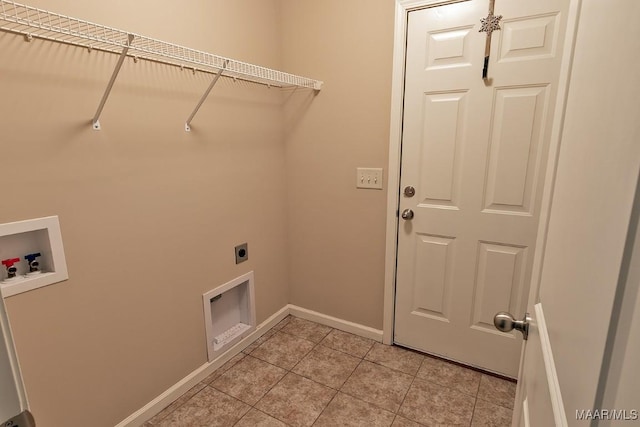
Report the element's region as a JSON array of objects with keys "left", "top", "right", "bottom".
[{"left": 0, "top": 0, "right": 323, "bottom": 90}]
